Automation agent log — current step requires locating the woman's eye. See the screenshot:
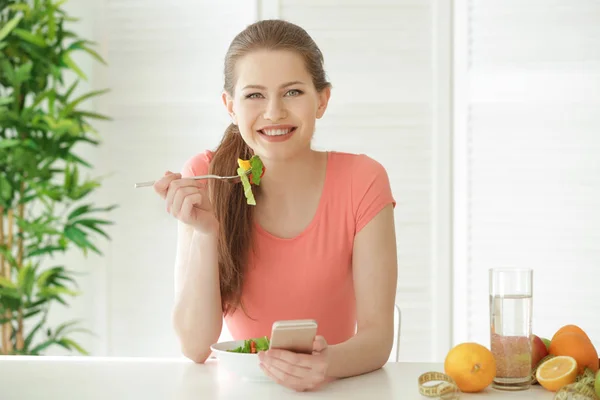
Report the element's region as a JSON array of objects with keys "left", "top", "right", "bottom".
[
  {"left": 246, "top": 93, "right": 264, "bottom": 99},
  {"left": 285, "top": 89, "right": 303, "bottom": 97}
]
